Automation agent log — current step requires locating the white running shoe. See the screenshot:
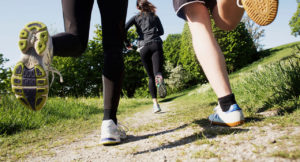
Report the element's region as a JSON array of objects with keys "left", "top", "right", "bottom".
[
  {"left": 11, "top": 21, "right": 63, "bottom": 111},
  {"left": 208, "top": 104, "right": 244, "bottom": 127},
  {"left": 100, "top": 120, "right": 127, "bottom": 145},
  {"left": 153, "top": 104, "right": 161, "bottom": 113}
]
